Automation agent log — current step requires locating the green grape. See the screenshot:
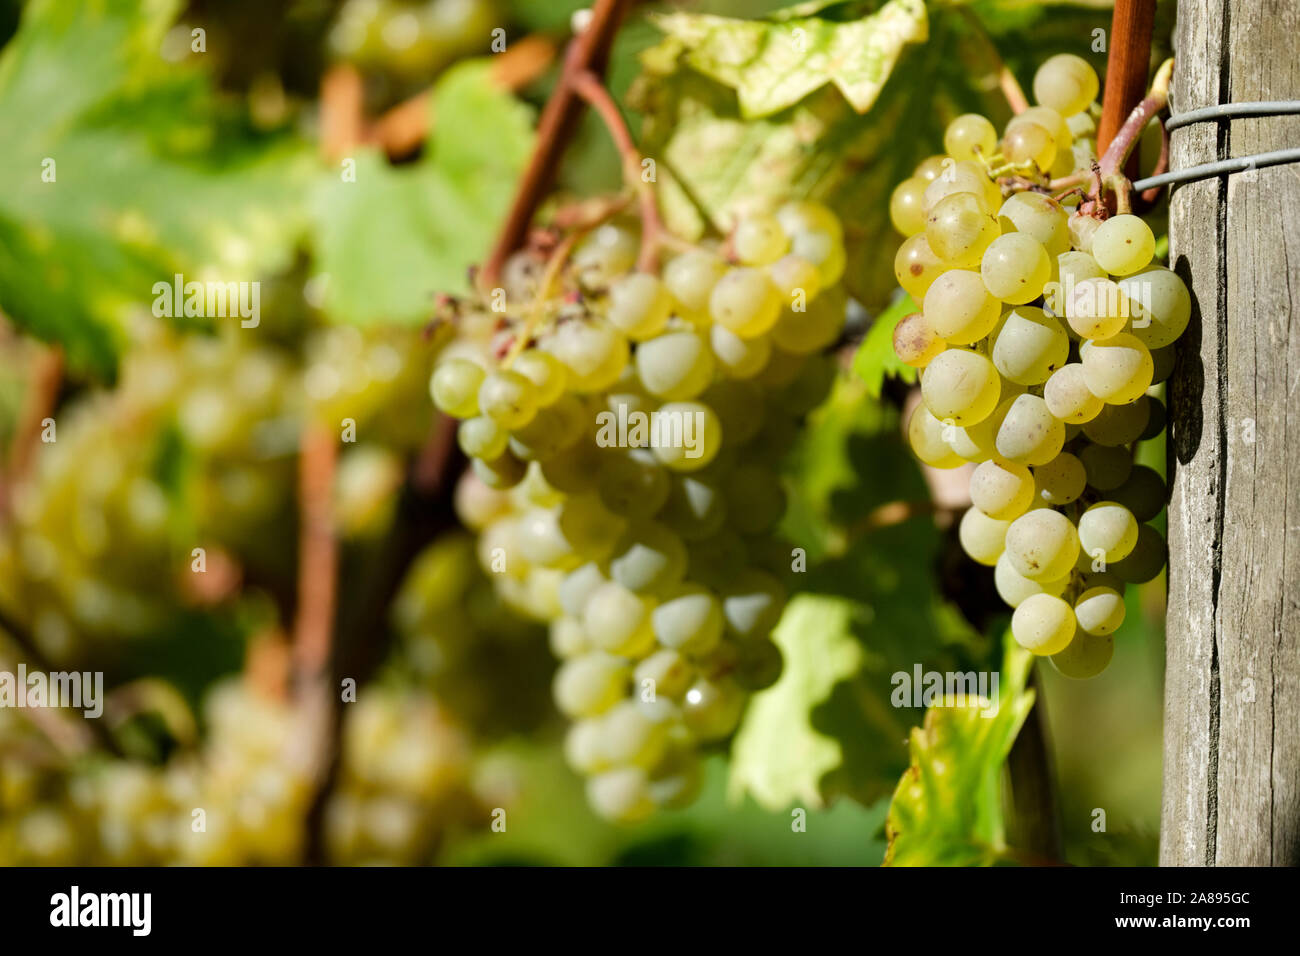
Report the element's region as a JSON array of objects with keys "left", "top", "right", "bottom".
[
  {"left": 635, "top": 648, "right": 694, "bottom": 700},
  {"left": 582, "top": 580, "right": 657, "bottom": 656},
  {"left": 1019, "top": 106, "right": 1074, "bottom": 155},
  {"left": 430, "top": 358, "right": 484, "bottom": 418},
  {"left": 1003, "top": 120, "right": 1057, "bottom": 170},
  {"left": 1079, "top": 442, "right": 1133, "bottom": 491},
  {"left": 1118, "top": 266, "right": 1191, "bottom": 349},
  {"left": 912, "top": 155, "right": 949, "bottom": 182},
  {"left": 565, "top": 719, "right": 611, "bottom": 774},
  {"left": 517, "top": 507, "right": 579, "bottom": 569},
  {"left": 607, "top": 520, "right": 688, "bottom": 595},
  {"left": 1051, "top": 629, "right": 1113, "bottom": 678},
  {"left": 1111, "top": 524, "right": 1167, "bottom": 583},
  {"left": 970, "top": 458, "right": 1035, "bottom": 520},
  {"left": 1044, "top": 363, "right": 1104, "bottom": 423},
  {"left": 1061, "top": 276, "right": 1128, "bottom": 339},
  {"left": 889, "top": 176, "right": 929, "bottom": 235},
  {"left": 1005, "top": 508, "right": 1079, "bottom": 581},
  {"left": 922, "top": 160, "right": 1001, "bottom": 212},
  {"left": 926, "top": 192, "right": 1000, "bottom": 267},
  {"left": 701, "top": 381, "right": 765, "bottom": 445},
  {"left": 1045, "top": 251, "right": 1106, "bottom": 317},
  {"left": 995, "top": 550, "right": 1069, "bottom": 607},
  {"left": 634, "top": 331, "right": 715, "bottom": 400},
  {"left": 998, "top": 192, "right": 1070, "bottom": 257},
  {"left": 1033, "top": 54, "right": 1099, "bottom": 117},
  {"left": 607, "top": 273, "right": 673, "bottom": 341},
  {"left": 600, "top": 700, "right": 671, "bottom": 768},
  {"left": 733, "top": 213, "right": 790, "bottom": 266},
  {"left": 457, "top": 415, "right": 509, "bottom": 460},
  {"left": 1149, "top": 345, "right": 1176, "bottom": 384},
  {"left": 511, "top": 350, "right": 568, "bottom": 406},
  {"left": 573, "top": 224, "right": 639, "bottom": 288},
  {"left": 996, "top": 394, "right": 1065, "bottom": 466},
  {"left": 545, "top": 319, "right": 629, "bottom": 393},
  {"left": 650, "top": 402, "right": 722, "bottom": 472},
  {"left": 559, "top": 561, "right": 607, "bottom": 618},
  {"left": 923, "top": 269, "right": 1001, "bottom": 344},
  {"left": 586, "top": 767, "right": 654, "bottom": 822},
  {"left": 556, "top": 493, "right": 626, "bottom": 561},
  {"left": 651, "top": 582, "right": 723, "bottom": 655},
  {"left": 1081, "top": 333, "right": 1153, "bottom": 404},
  {"left": 981, "top": 233, "right": 1052, "bottom": 304},
  {"left": 710, "top": 324, "right": 772, "bottom": 378},
  {"left": 767, "top": 254, "right": 823, "bottom": 302},
  {"left": 1011, "top": 593, "right": 1076, "bottom": 655},
  {"left": 789, "top": 229, "right": 846, "bottom": 286},
  {"left": 894, "top": 233, "right": 946, "bottom": 301},
  {"left": 472, "top": 452, "right": 527, "bottom": 489},
  {"left": 1078, "top": 501, "right": 1139, "bottom": 563},
  {"left": 908, "top": 405, "right": 966, "bottom": 469},
  {"left": 921, "top": 348, "right": 1001, "bottom": 425},
  {"left": 944, "top": 113, "right": 998, "bottom": 162},
  {"left": 681, "top": 676, "right": 745, "bottom": 740},
  {"left": 958, "top": 507, "right": 1011, "bottom": 566},
  {"left": 540, "top": 439, "right": 602, "bottom": 494},
  {"left": 1082, "top": 397, "right": 1150, "bottom": 445},
  {"left": 664, "top": 250, "right": 727, "bottom": 319},
  {"left": 893, "top": 312, "right": 947, "bottom": 368},
  {"left": 1074, "top": 586, "right": 1126, "bottom": 635},
  {"left": 509, "top": 404, "right": 578, "bottom": 461},
  {"left": 596, "top": 448, "right": 670, "bottom": 519},
  {"left": 991, "top": 306, "right": 1069, "bottom": 385},
  {"left": 720, "top": 568, "right": 785, "bottom": 640},
  {"left": 1092, "top": 214, "right": 1155, "bottom": 276},
  {"left": 1033, "top": 452, "right": 1086, "bottom": 505},
  {"left": 550, "top": 616, "right": 592, "bottom": 659},
  {"left": 552, "top": 652, "right": 631, "bottom": 718},
  {"left": 772, "top": 288, "right": 845, "bottom": 354},
  {"left": 710, "top": 267, "right": 782, "bottom": 338},
  {"left": 1141, "top": 396, "right": 1167, "bottom": 441},
  {"left": 1111, "top": 464, "right": 1166, "bottom": 522}
]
